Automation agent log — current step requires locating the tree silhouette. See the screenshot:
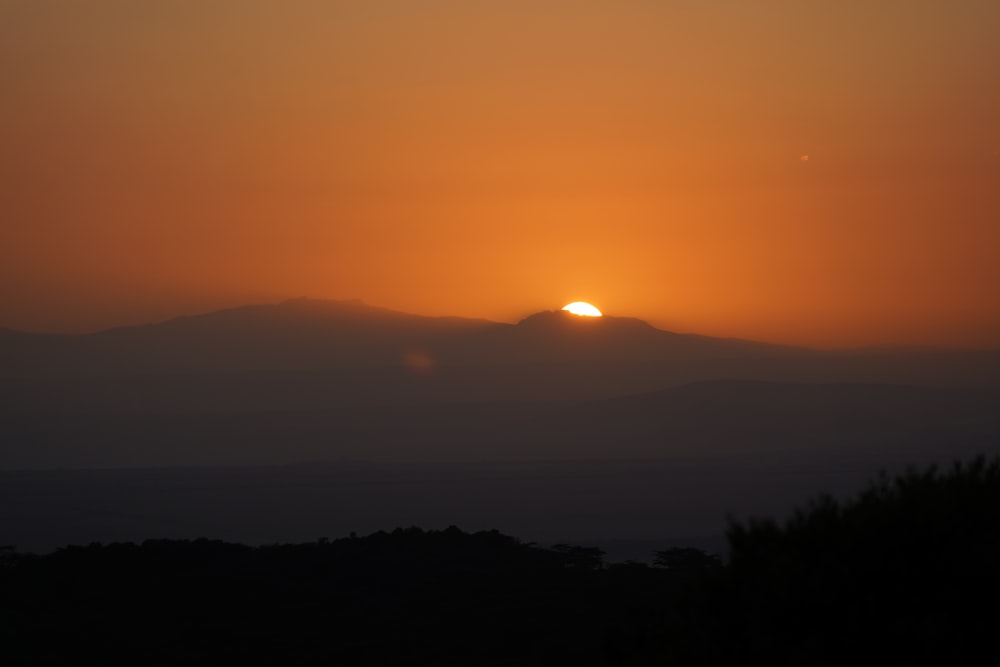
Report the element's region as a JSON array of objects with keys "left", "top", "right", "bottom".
[
  {"left": 675, "top": 456, "right": 1000, "bottom": 663},
  {"left": 0, "top": 527, "right": 673, "bottom": 665},
  {"left": 550, "top": 544, "right": 605, "bottom": 570},
  {"left": 652, "top": 547, "right": 721, "bottom": 576}
]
